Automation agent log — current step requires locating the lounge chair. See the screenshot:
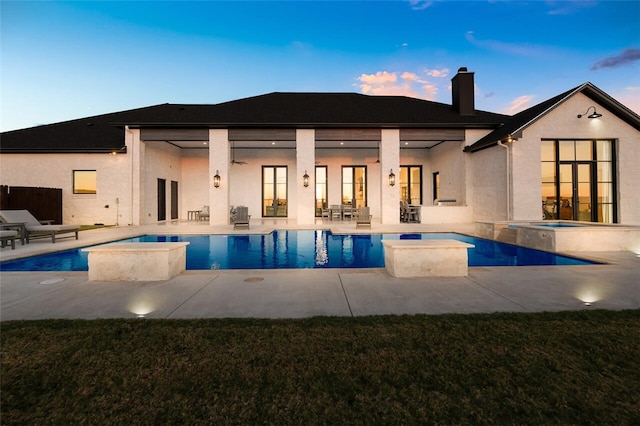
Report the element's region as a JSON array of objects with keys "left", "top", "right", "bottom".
[
  {"left": 0, "top": 210, "right": 79, "bottom": 243},
  {"left": 355, "top": 206, "right": 372, "bottom": 229},
  {"left": 233, "top": 206, "right": 250, "bottom": 230},
  {"left": 0, "top": 229, "right": 18, "bottom": 249}
]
